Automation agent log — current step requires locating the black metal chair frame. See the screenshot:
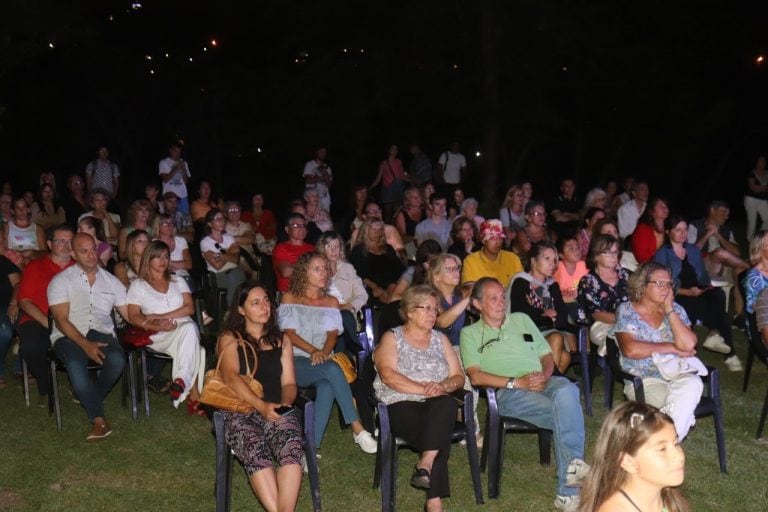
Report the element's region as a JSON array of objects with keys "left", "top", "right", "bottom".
[
  {"left": 372, "top": 390, "right": 483, "bottom": 512},
  {"left": 480, "top": 387, "right": 552, "bottom": 499},
  {"left": 213, "top": 399, "right": 322, "bottom": 512}
]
